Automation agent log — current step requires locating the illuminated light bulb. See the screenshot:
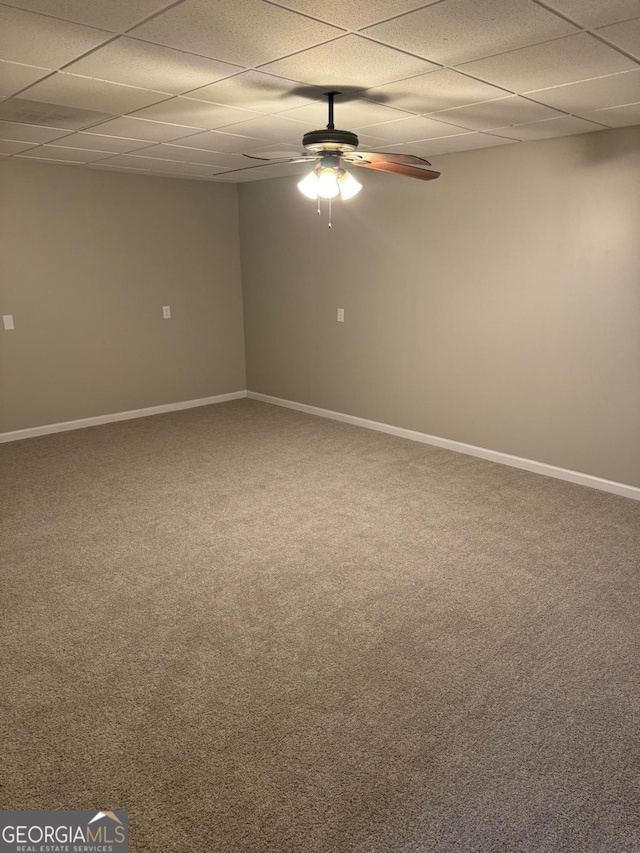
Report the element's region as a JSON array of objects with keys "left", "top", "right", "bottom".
[
  {"left": 298, "top": 170, "right": 319, "bottom": 199},
  {"left": 316, "top": 167, "right": 340, "bottom": 199},
  {"left": 338, "top": 170, "right": 362, "bottom": 200}
]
